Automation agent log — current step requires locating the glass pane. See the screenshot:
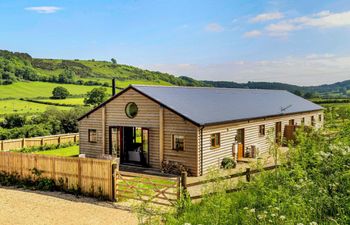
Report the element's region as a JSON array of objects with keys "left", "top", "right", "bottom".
[{"left": 111, "top": 128, "right": 120, "bottom": 157}]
